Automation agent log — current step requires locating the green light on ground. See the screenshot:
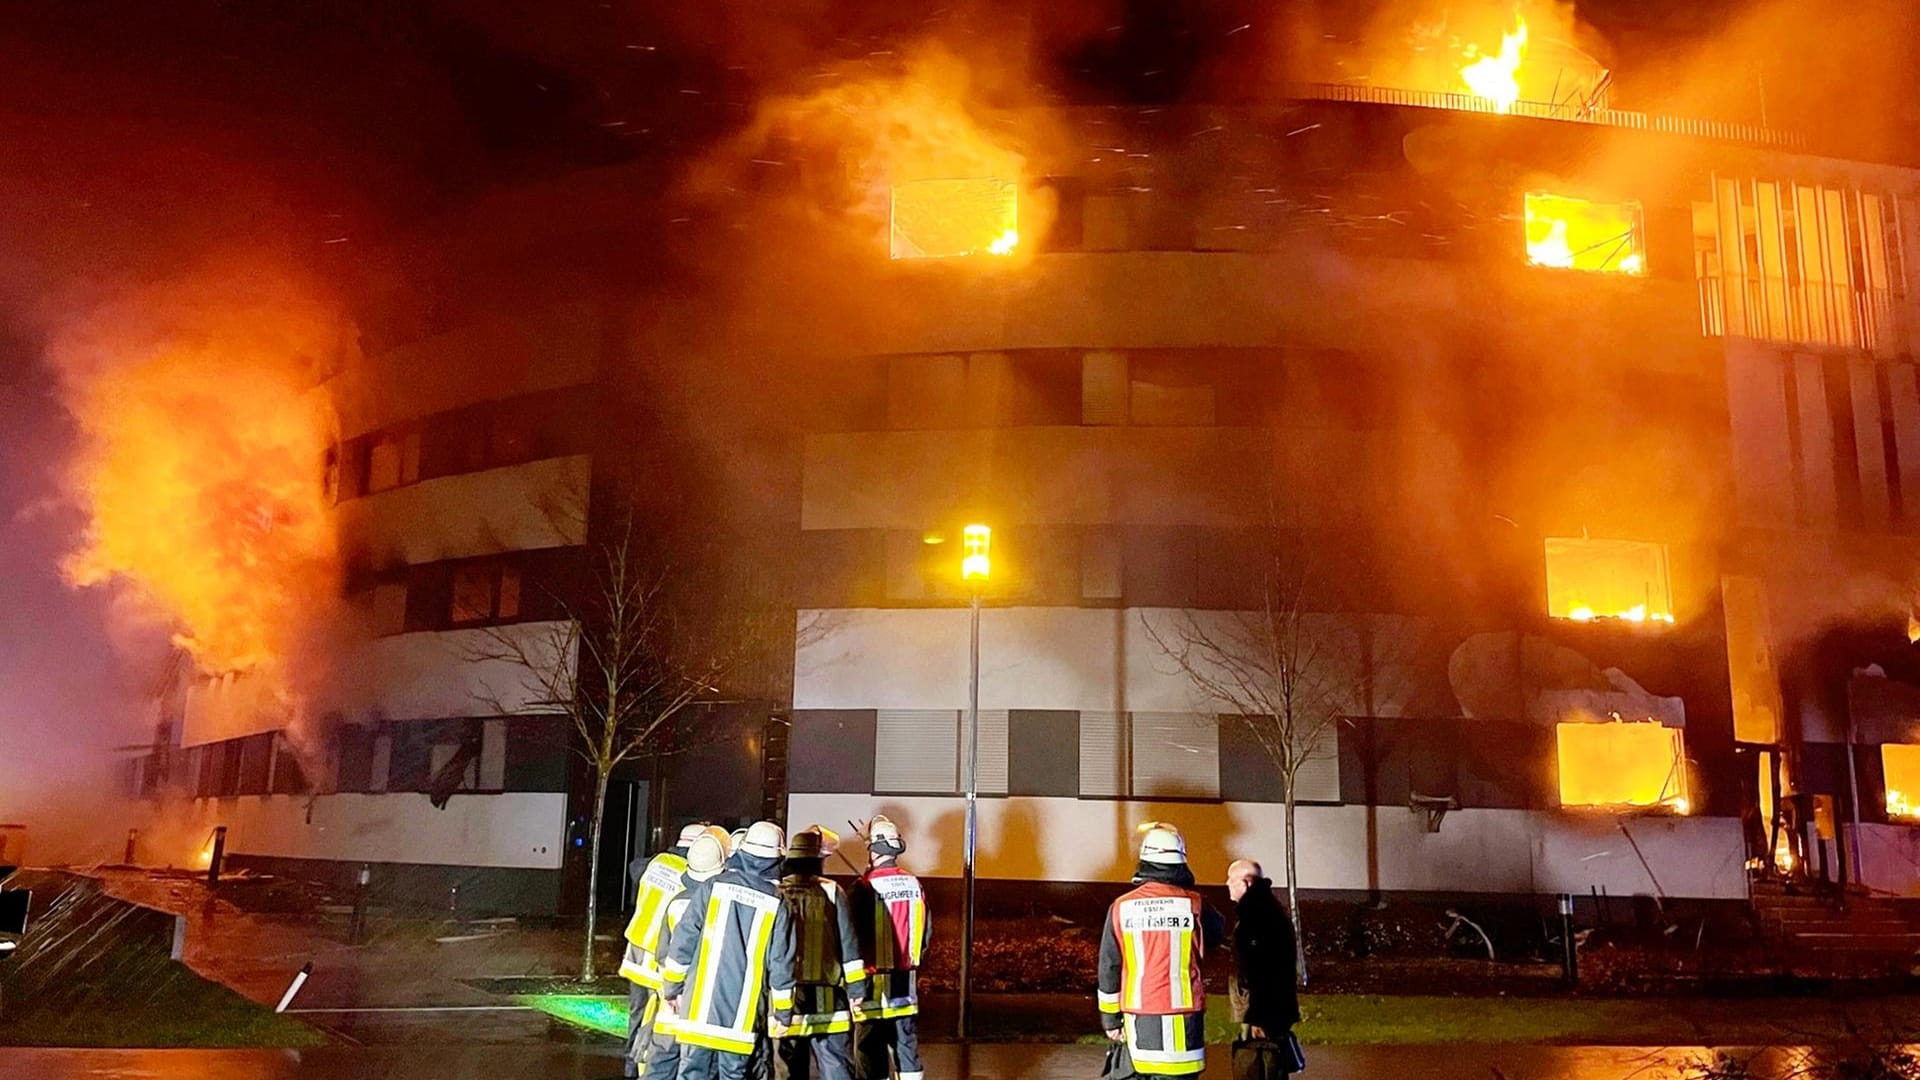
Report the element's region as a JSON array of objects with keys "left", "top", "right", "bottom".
[{"left": 520, "top": 994, "right": 627, "bottom": 1038}]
